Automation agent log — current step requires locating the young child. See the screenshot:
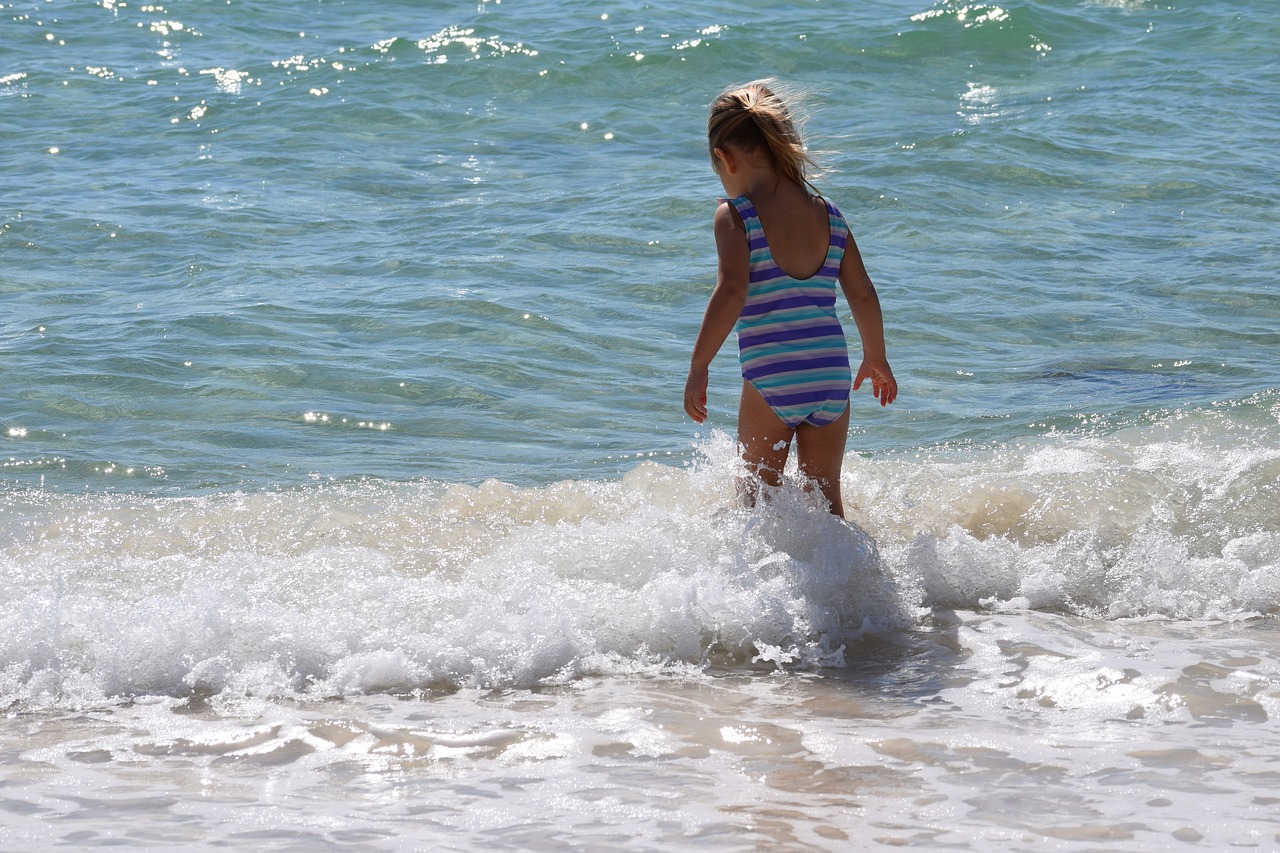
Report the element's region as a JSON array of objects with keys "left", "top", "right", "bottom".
[{"left": 683, "top": 79, "right": 897, "bottom": 518}]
